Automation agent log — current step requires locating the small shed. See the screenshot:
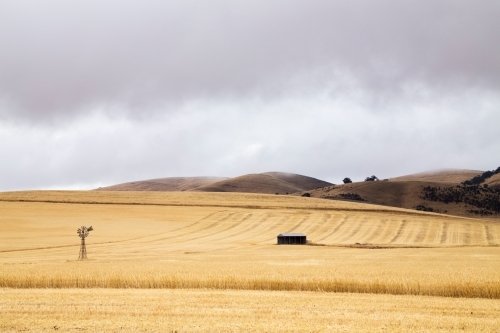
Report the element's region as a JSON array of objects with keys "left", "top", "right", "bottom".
[{"left": 277, "top": 233, "right": 307, "bottom": 245}]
